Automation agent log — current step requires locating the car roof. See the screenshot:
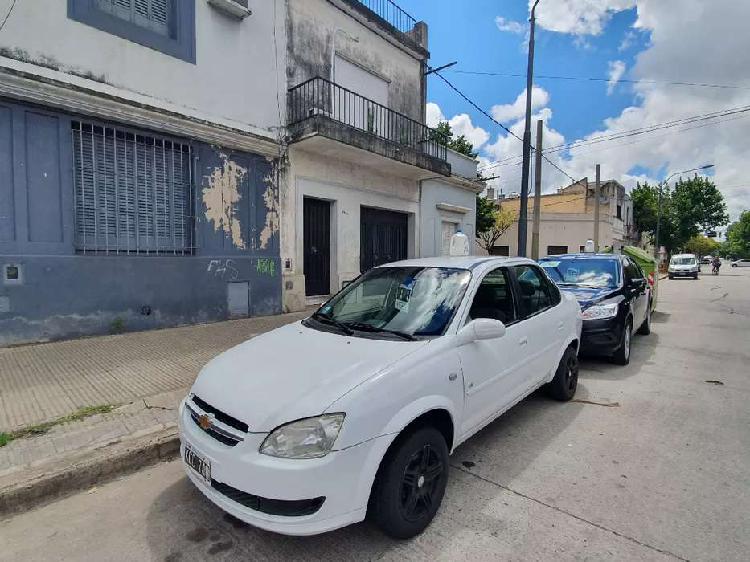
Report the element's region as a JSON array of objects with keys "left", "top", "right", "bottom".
[
  {"left": 671, "top": 253, "right": 697, "bottom": 258},
  {"left": 381, "top": 255, "right": 536, "bottom": 270}
]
